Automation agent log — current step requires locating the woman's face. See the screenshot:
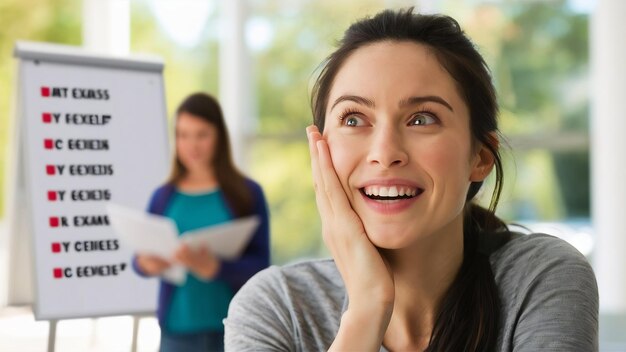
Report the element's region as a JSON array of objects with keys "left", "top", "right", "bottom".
[
  {"left": 324, "top": 41, "right": 493, "bottom": 249},
  {"left": 175, "top": 112, "right": 218, "bottom": 172}
]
